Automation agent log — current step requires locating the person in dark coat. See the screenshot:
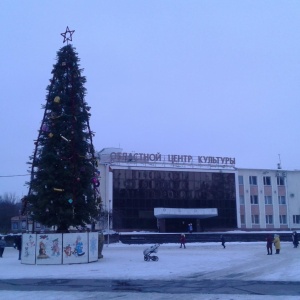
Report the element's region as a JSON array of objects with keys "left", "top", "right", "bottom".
[
  {"left": 0, "top": 237, "right": 6, "bottom": 257},
  {"left": 292, "top": 231, "right": 299, "bottom": 248},
  {"left": 221, "top": 235, "right": 226, "bottom": 249},
  {"left": 14, "top": 235, "right": 22, "bottom": 260},
  {"left": 180, "top": 234, "right": 186, "bottom": 249},
  {"left": 266, "top": 234, "right": 273, "bottom": 255}
]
